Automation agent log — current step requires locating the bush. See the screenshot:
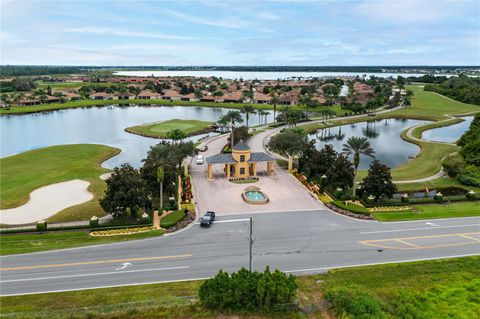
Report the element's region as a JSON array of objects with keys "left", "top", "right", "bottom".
[
  {"left": 199, "top": 267, "right": 297, "bottom": 312},
  {"left": 89, "top": 216, "right": 99, "bottom": 228},
  {"left": 325, "top": 286, "right": 387, "bottom": 319},
  {"left": 457, "top": 166, "right": 480, "bottom": 187},
  {"left": 434, "top": 193, "right": 444, "bottom": 203},
  {"left": 442, "top": 154, "right": 465, "bottom": 177},
  {"left": 36, "top": 220, "right": 47, "bottom": 231},
  {"left": 141, "top": 213, "right": 151, "bottom": 224}
]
